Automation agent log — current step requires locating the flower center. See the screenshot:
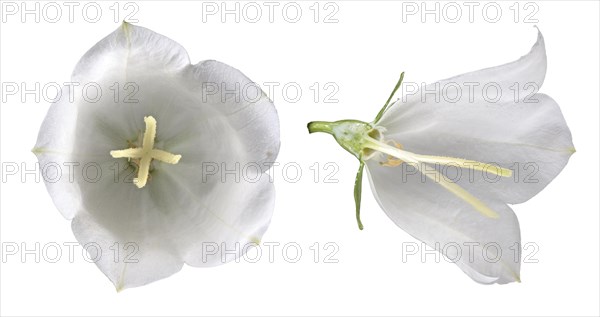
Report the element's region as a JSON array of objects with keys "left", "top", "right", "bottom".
[{"left": 110, "top": 116, "right": 182, "bottom": 188}]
